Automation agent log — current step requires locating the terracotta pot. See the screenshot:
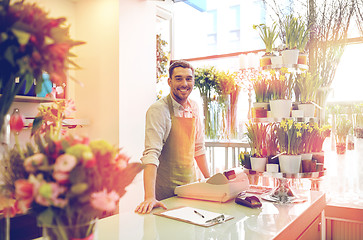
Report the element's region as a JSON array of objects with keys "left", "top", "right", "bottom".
[
  {"left": 298, "top": 52, "right": 308, "bottom": 65},
  {"left": 260, "top": 55, "right": 272, "bottom": 67}
]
